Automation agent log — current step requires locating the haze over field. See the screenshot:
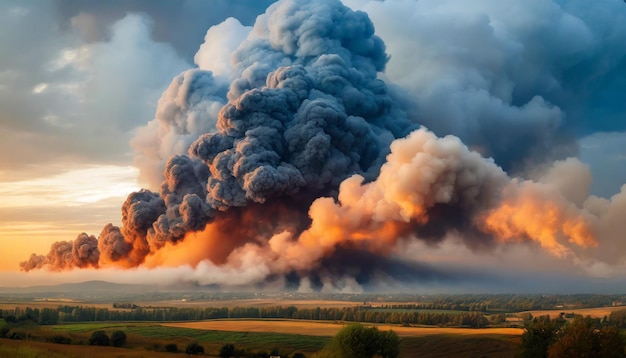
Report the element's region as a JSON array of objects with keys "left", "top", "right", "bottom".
[{"left": 1, "top": 0, "right": 626, "bottom": 292}]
